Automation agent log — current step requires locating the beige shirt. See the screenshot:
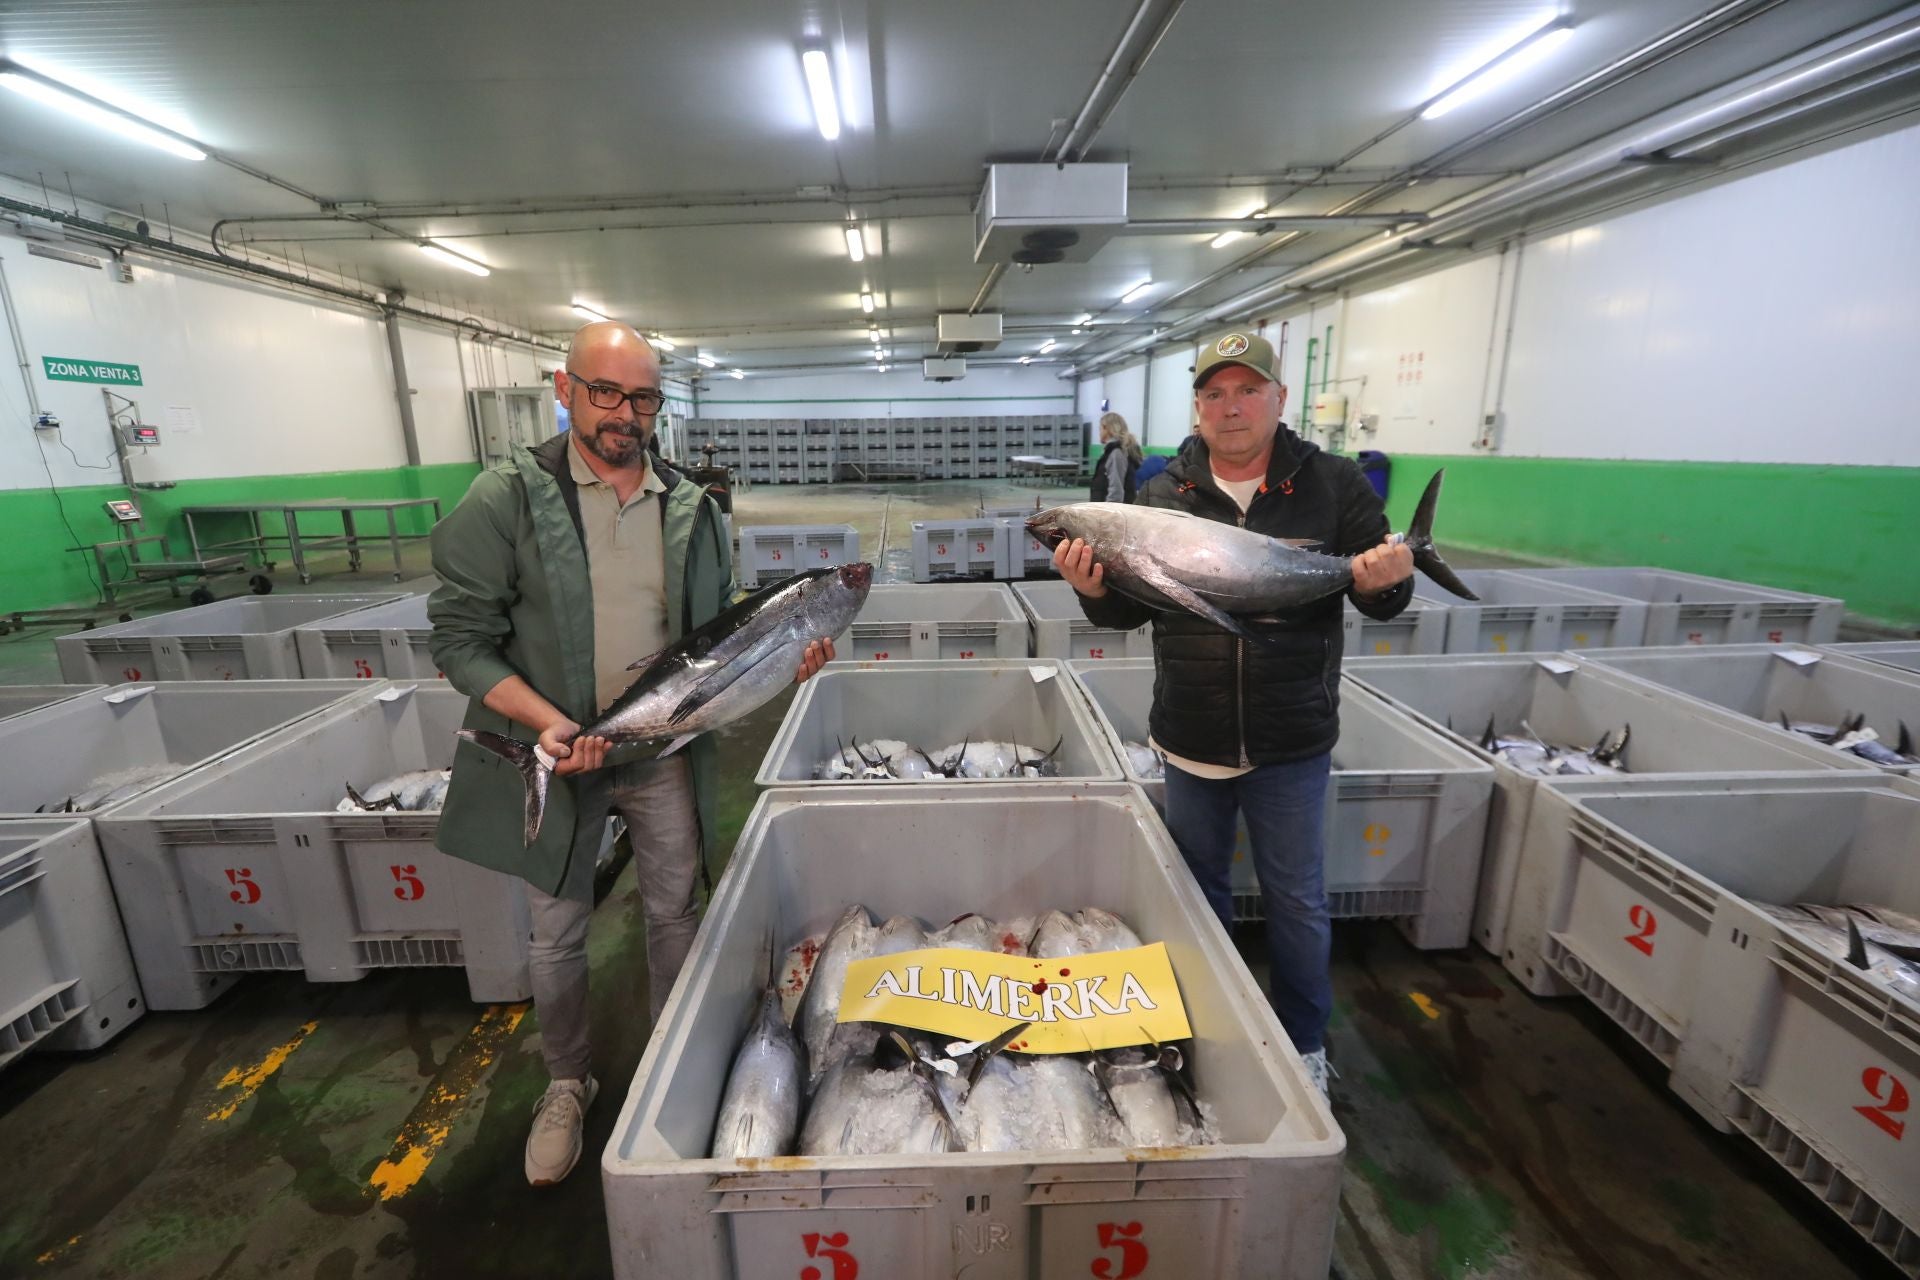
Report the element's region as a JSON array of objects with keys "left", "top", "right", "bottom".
[
  {"left": 1153, "top": 468, "right": 1264, "bottom": 781},
  {"left": 569, "top": 437, "right": 670, "bottom": 713}
]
